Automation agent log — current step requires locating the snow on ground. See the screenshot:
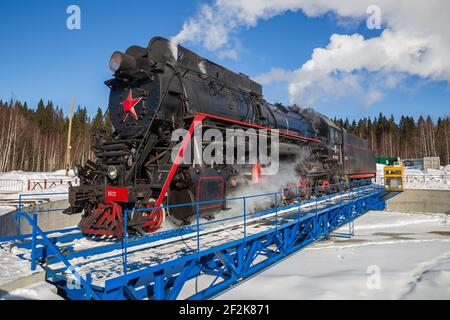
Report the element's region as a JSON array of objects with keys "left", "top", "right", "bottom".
[
  {"left": 0, "top": 170, "right": 73, "bottom": 182},
  {"left": 406, "top": 180, "right": 450, "bottom": 190},
  {"left": 0, "top": 246, "right": 38, "bottom": 287},
  {"left": 0, "top": 206, "right": 15, "bottom": 216},
  {"left": 0, "top": 170, "right": 76, "bottom": 216},
  {"left": 218, "top": 211, "right": 450, "bottom": 300},
  {"left": 0, "top": 281, "right": 62, "bottom": 300},
  {"left": 1, "top": 210, "right": 448, "bottom": 300}
]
